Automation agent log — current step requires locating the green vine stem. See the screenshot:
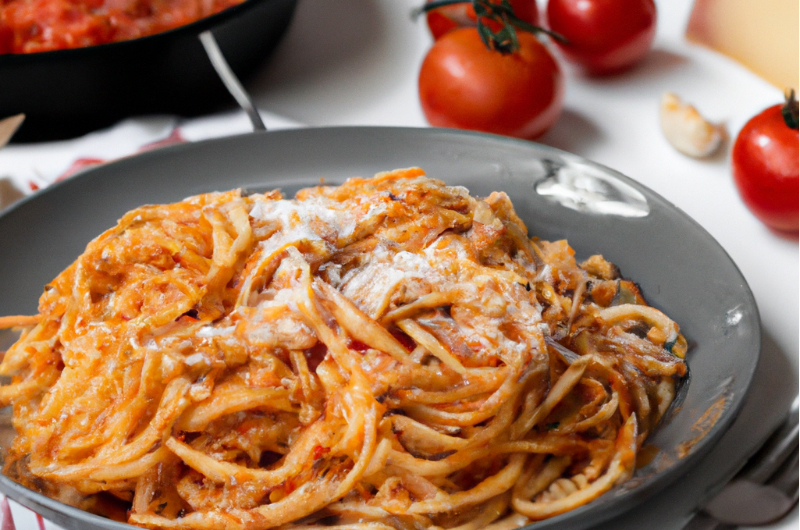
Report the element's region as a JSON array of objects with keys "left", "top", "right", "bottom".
[
  {"left": 412, "top": 0, "right": 567, "bottom": 54},
  {"left": 782, "top": 89, "right": 799, "bottom": 130}
]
